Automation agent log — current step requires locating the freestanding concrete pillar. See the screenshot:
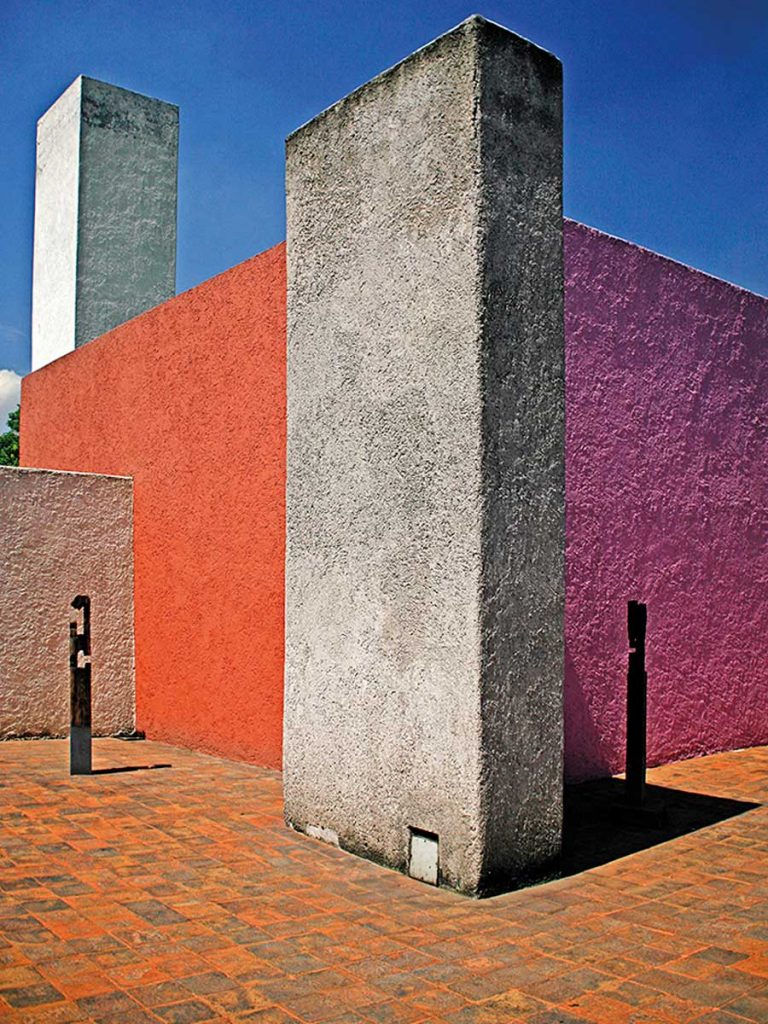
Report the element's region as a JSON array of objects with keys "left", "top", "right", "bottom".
[
  {"left": 31, "top": 76, "right": 178, "bottom": 371},
  {"left": 285, "top": 15, "right": 564, "bottom": 896}
]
